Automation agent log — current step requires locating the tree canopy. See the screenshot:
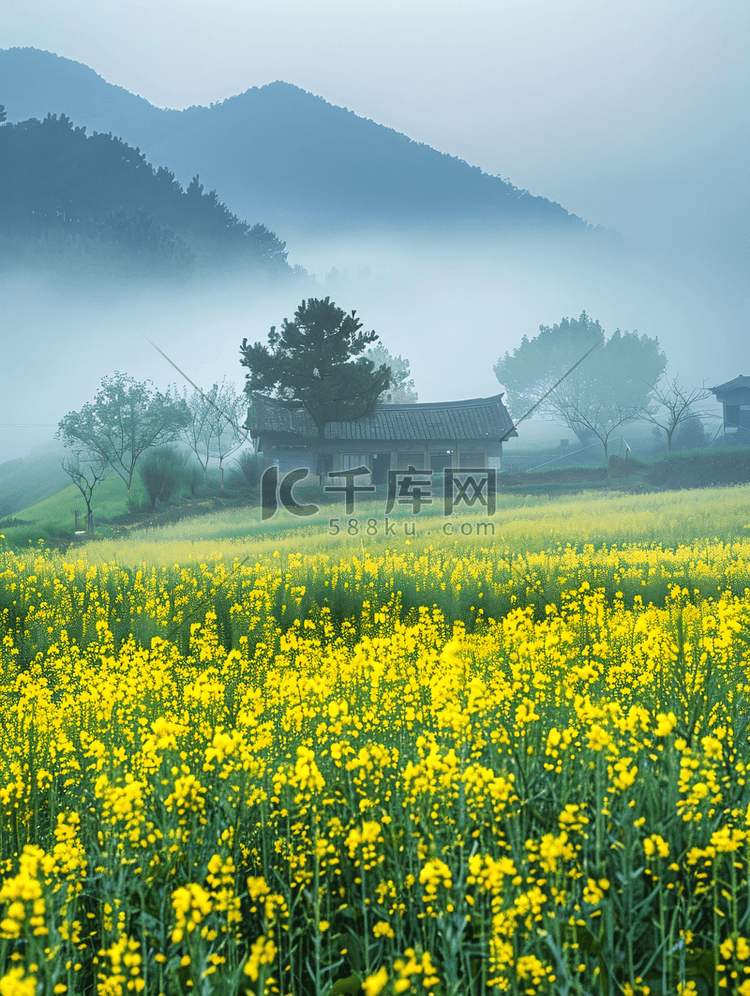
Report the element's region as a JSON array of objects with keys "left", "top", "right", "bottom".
[
  {"left": 364, "top": 343, "right": 418, "bottom": 403},
  {"left": 57, "top": 372, "right": 190, "bottom": 496},
  {"left": 494, "top": 311, "right": 667, "bottom": 452},
  {"left": 240, "top": 297, "right": 391, "bottom": 439}
]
